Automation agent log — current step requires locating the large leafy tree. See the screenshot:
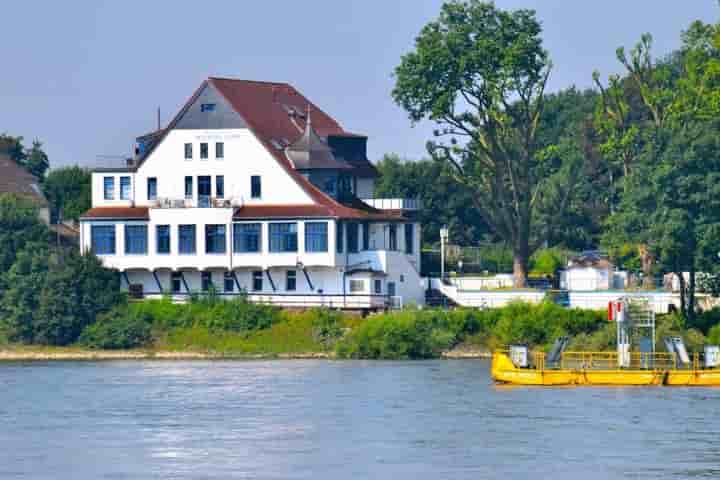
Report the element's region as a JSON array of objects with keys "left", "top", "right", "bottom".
[
  {"left": 597, "top": 23, "right": 720, "bottom": 321},
  {"left": 392, "top": 0, "right": 582, "bottom": 286},
  {"left": 0, "top": 134, "right": 50, "bottom": 179}
]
